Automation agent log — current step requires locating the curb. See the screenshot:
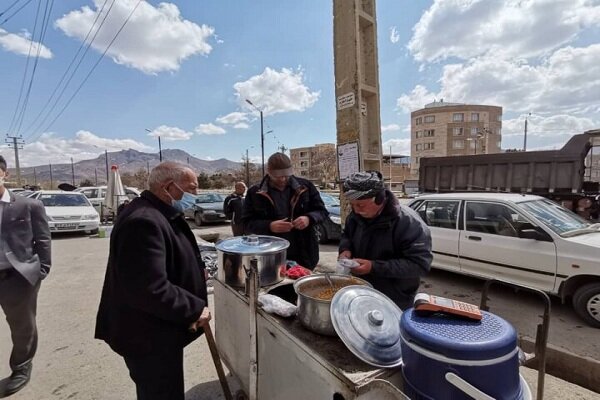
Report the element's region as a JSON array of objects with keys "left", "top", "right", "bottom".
[{"left": 520, "top": 337, "right": 600, "bottom": 393}]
